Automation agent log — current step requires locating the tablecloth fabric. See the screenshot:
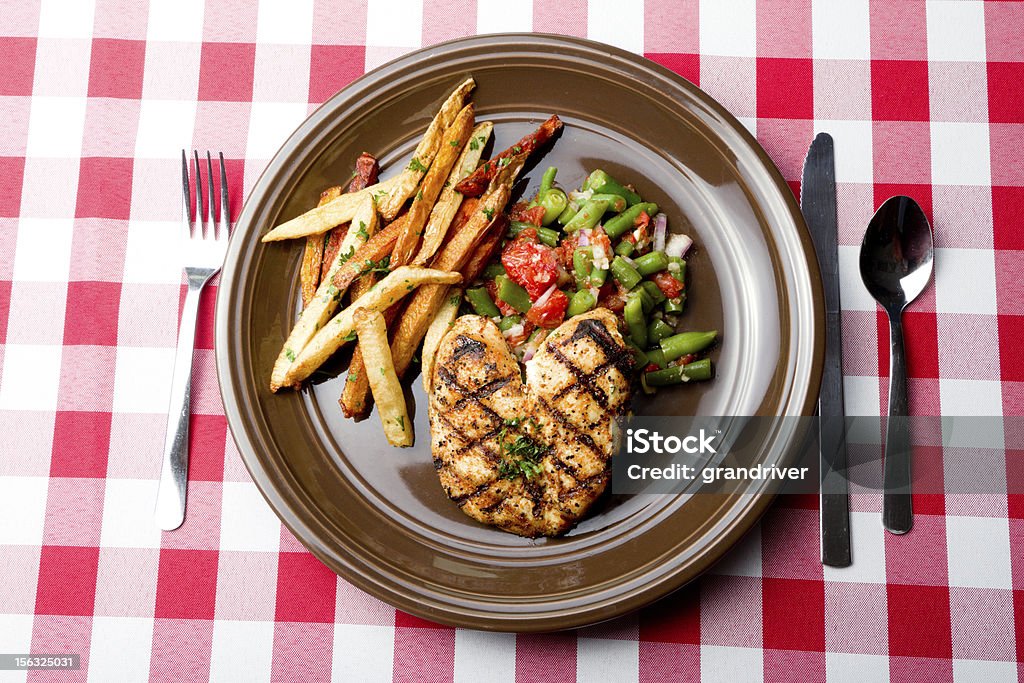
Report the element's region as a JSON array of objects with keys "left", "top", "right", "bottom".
[{"left": 1, "top": 0, "right": 1022, "bottom": 681}]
